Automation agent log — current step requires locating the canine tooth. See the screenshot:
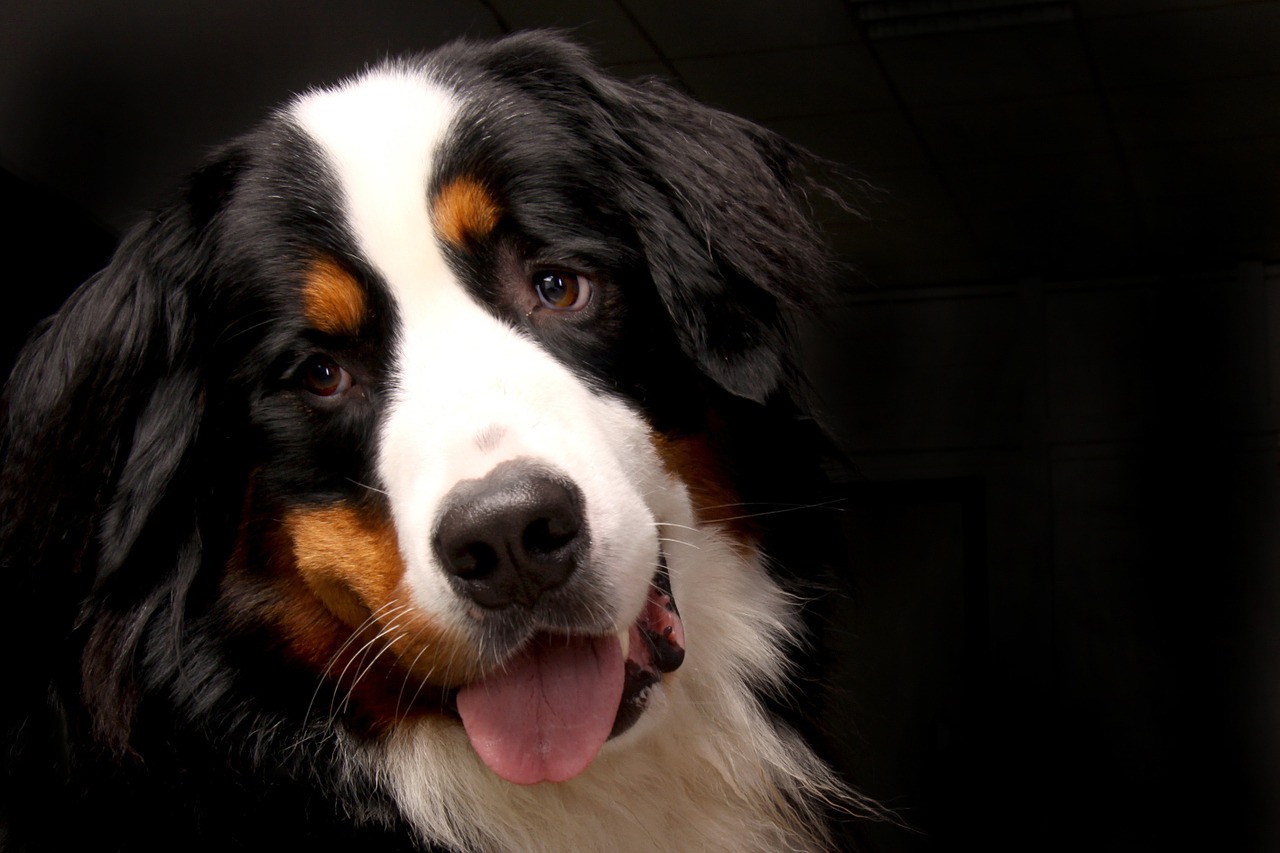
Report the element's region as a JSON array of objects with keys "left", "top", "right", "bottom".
[{"left": 618, "top": 626, "right": 630, "bottom": 659}]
